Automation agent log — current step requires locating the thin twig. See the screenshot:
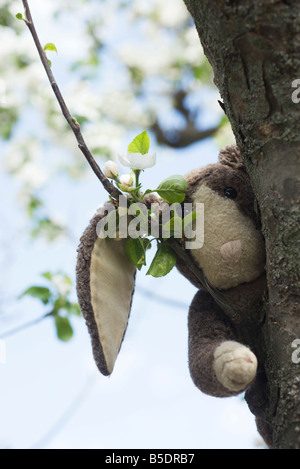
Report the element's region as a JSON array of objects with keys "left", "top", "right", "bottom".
[
  {"left": 0, "top": 287, "right": 187, "bottom": 339},
  {"left": 136, "top": 286, "right": 189, "bottom": 310},
  {"left": 0, "top": 312, "right": 52, "bottom": 339},
  {"left": 21, "top": 0, "right": 121, "bottom": 200},
  {"left": 167, "top": 238, "right": 206, "bottom": 285},
  {"left": 152, "top": 121, "right": 219, "bottom": 149}
]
